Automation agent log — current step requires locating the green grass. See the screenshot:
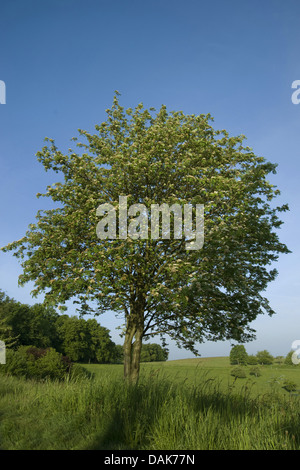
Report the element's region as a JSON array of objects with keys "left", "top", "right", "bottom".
[{"left": 1, "top": 357, "right": 300, "bottom": 450}]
